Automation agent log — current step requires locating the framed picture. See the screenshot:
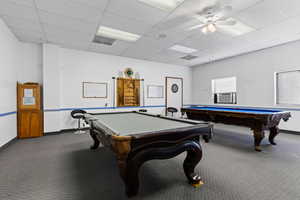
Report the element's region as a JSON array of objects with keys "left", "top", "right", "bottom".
[
  {"left": 82, "top": 82, "right": 108, "bottom": 98},
  {"left": 147, "top": 85, "right": 164, "bottom": 98}
]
